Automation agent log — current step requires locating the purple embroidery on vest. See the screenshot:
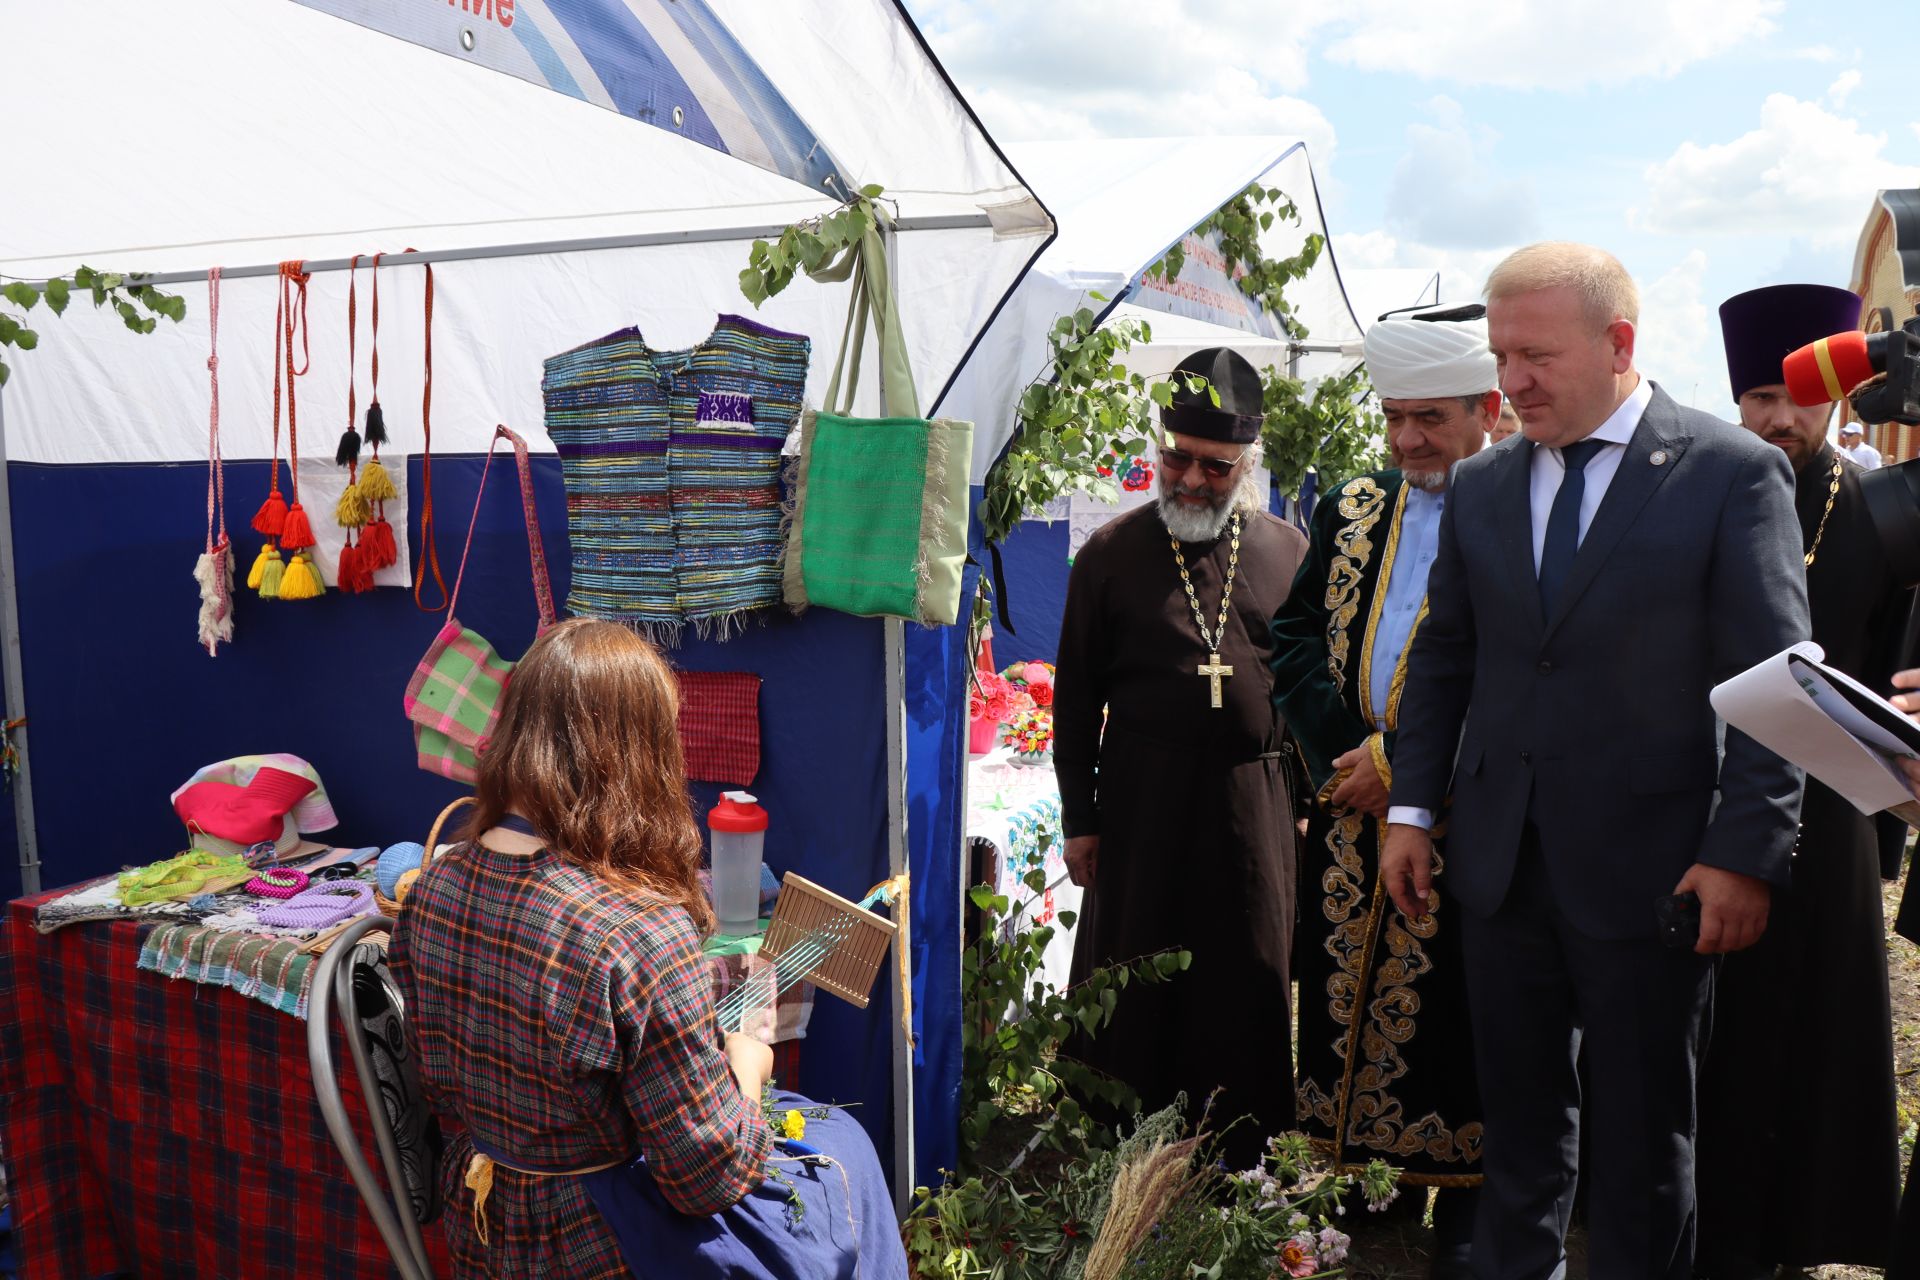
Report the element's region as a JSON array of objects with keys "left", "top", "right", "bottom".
[{"left": 695, "top": 390, "right": 756, "bottom": 424}]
